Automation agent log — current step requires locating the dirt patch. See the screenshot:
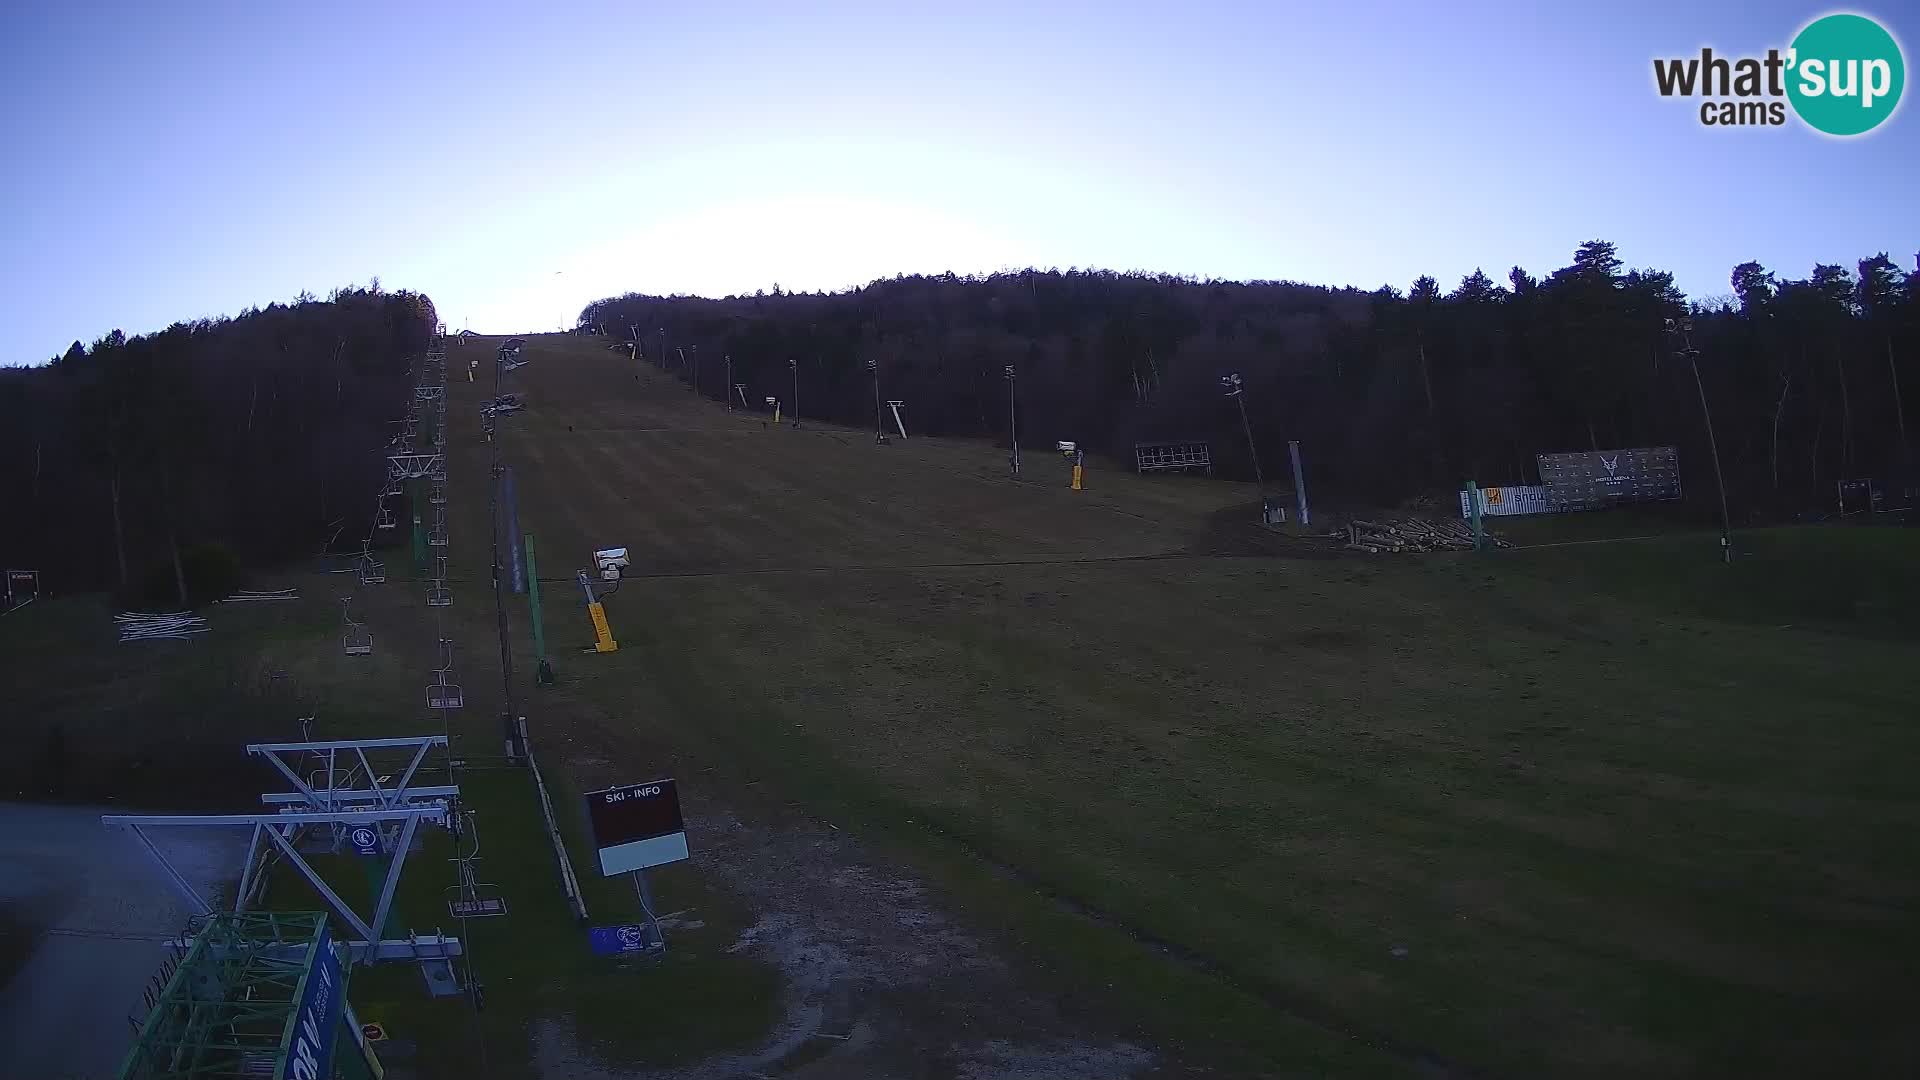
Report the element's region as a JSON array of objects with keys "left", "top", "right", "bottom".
[{"left": 533, "top": 791, "right": 1154, "bottom": 1080}]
